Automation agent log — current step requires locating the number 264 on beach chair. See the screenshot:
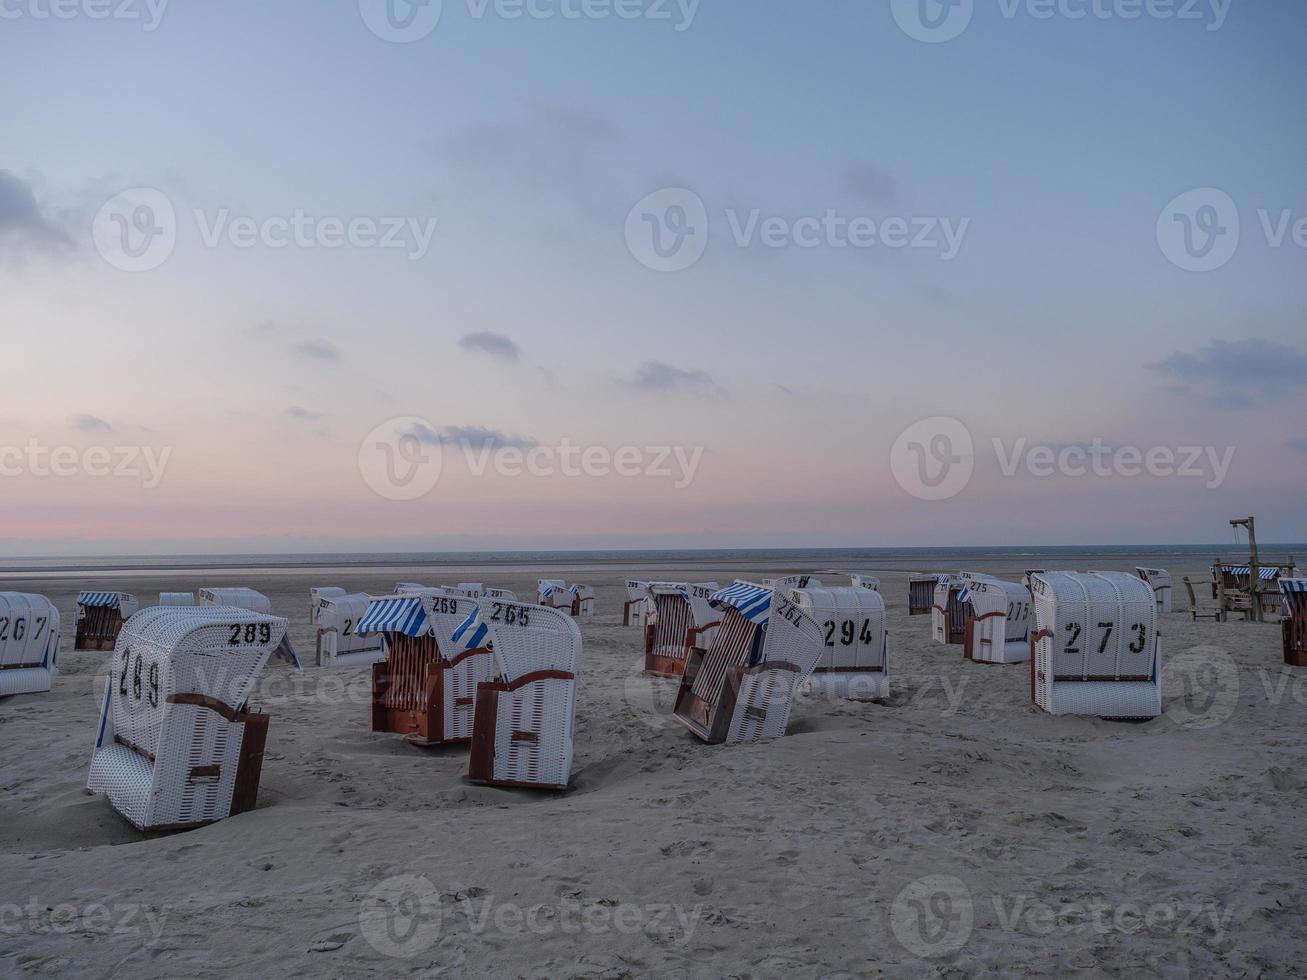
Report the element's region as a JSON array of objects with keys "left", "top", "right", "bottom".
[
  {"left": 673, "top": 582, "right": 823, "bottom": 745},
  {"left": 87, "top": 607, "right": 286, "bottom": 831},
  {"left": 469, "top": 600, "right": 582, "bottom": 790}
]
